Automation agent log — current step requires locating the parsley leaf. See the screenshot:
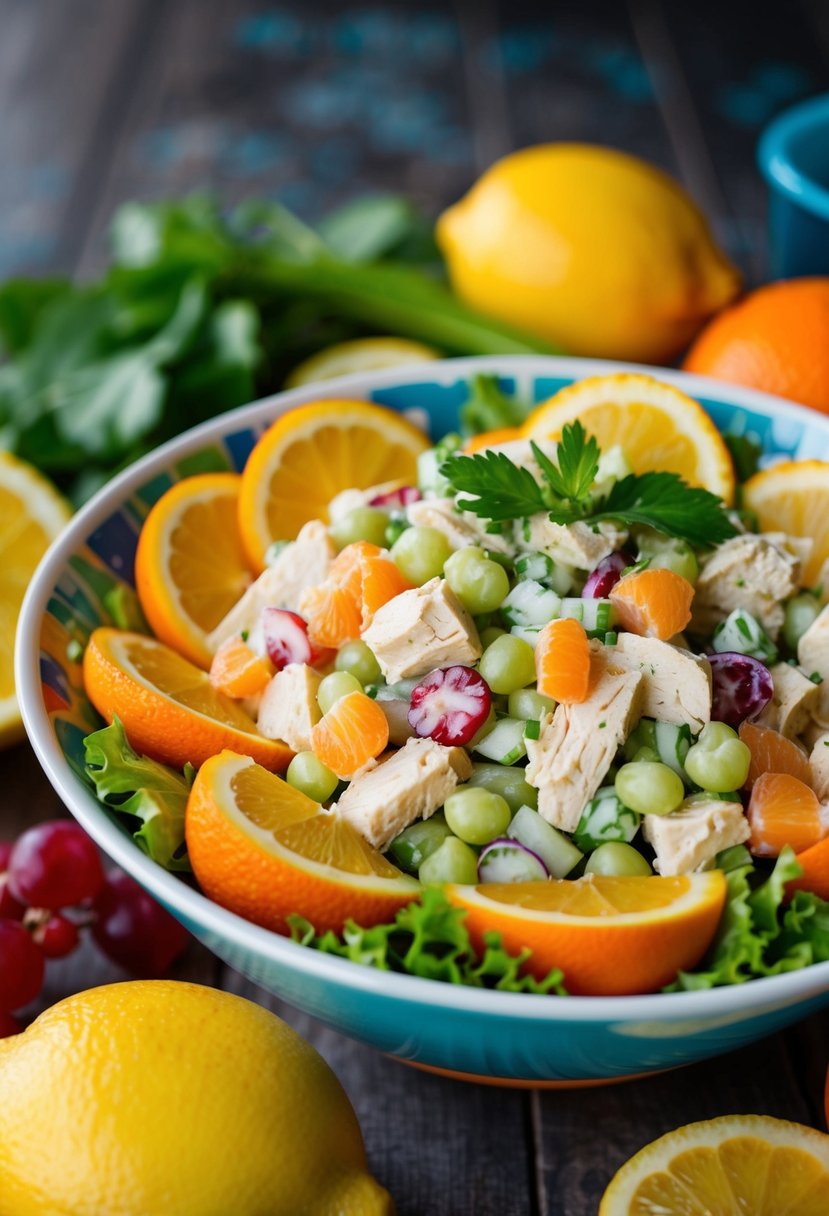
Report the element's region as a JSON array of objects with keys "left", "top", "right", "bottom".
[
  {"left": 532, "top": 421, "right": 599, "bottom": 506},
  {"left": 585, "top": 472, "right": 737, "bottom": 546},
  {"left": 440, "top": 449, "right": 548, "bottom": 521}
]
